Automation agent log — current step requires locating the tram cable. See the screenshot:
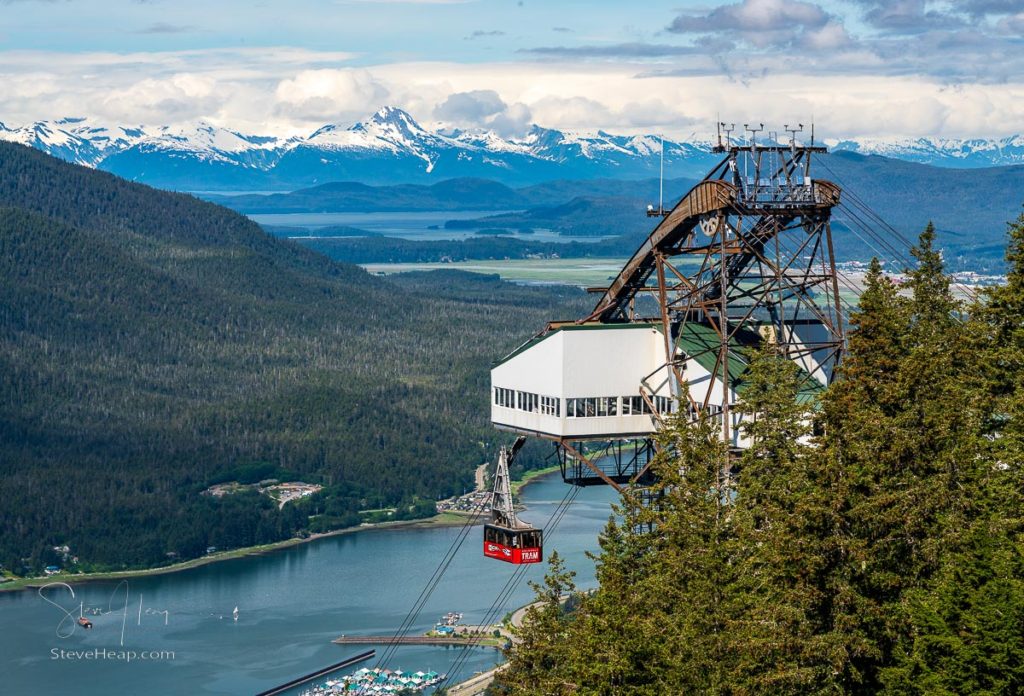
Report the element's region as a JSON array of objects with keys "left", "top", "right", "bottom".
[
  {"left": 372, "top": 491, "right": 490, "bottom": 670},
  {"left": 374, "top": 447, "right": 578, "bottom": 677},
  {"left": 816, "top": 159, "right": 981, "bottom": 303},
  {"left": 439, "top": 482, "right": 583, "bottom": 690}
]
